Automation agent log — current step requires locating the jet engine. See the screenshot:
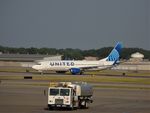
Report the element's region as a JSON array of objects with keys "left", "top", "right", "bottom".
[{"left": 70, "top": 68, "right": 81, "bottom": 75}]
